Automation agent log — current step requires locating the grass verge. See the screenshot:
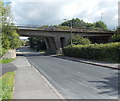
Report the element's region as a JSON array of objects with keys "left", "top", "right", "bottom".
[
  {"left": 0, "top": 59, "right": 15, "bottom": 64},
  {"left": 0, "top": 72, "right": 15, "bottom": 100},
  {"left": 39, "top": 50, "right": 46, "bottom": 54}
]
